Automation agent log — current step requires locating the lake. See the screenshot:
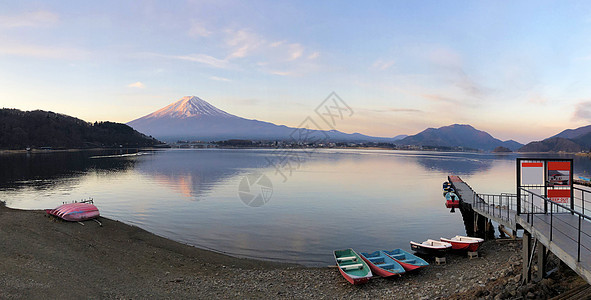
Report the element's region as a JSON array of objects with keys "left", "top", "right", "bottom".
[{"left": 1, "top": 149, "right": 590, "bottom": 266}]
